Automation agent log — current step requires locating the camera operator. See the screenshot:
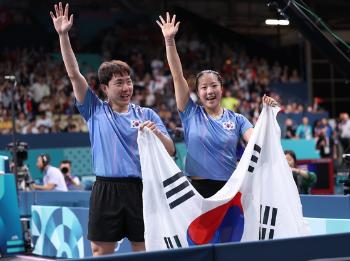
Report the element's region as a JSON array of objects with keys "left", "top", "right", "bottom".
[
  {"left": 7, "top": 142, "right": 34, "bottom": 191},
  {"left": 31, "top": 154, "right": 68, "bottom": 192},
  {"left": 60, "top": 160, "right": 81, "bottom": 190}
]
